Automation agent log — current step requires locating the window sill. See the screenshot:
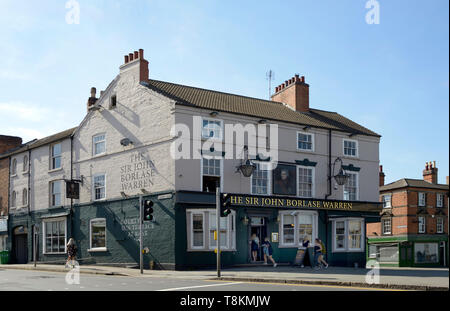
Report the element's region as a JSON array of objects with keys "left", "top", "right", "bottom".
[
  {"left": 187, "top": 249, "right": 236, "bottom": 252},
  {"left": 48, "top": 168, "right": 63, "bottom": 173},
  {"left": 92, "top": 153, "right": 107, "bottom": 158},
  {"left": 296, "top": 148, "right": 314, "bottom": 153},
  {"left": 10, "top": 174, "right": 17, "bottom": 178},
  {"left": 88, "top": 248, "right": 107, "bottom": 252},
  {"left": 332, "top": 249, "right": 364, "bottom": 253},
  {"left": 43, "top": 252, "right": 66, "bottom": 255}
]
